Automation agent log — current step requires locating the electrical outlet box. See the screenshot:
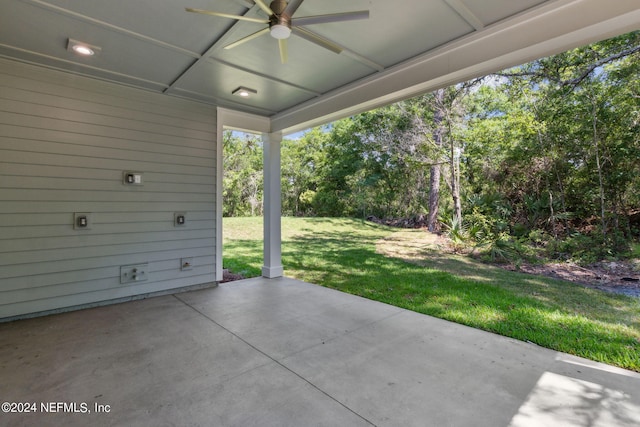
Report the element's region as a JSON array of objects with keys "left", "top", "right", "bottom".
[
  {"left": 174, "top": 212, "right": 186, "bottom": 227},
  {"left": 181, "top": 258, "right": 193, "bottom": 271},
  {"left": 120, "top": 263, "right": 148, "bottom": 284},
  {"left": 73, "top": 212, "right": 92, "bottom": 230},
  {"left": 123, "top": 171, "right": 143, "bottom": 185}
]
